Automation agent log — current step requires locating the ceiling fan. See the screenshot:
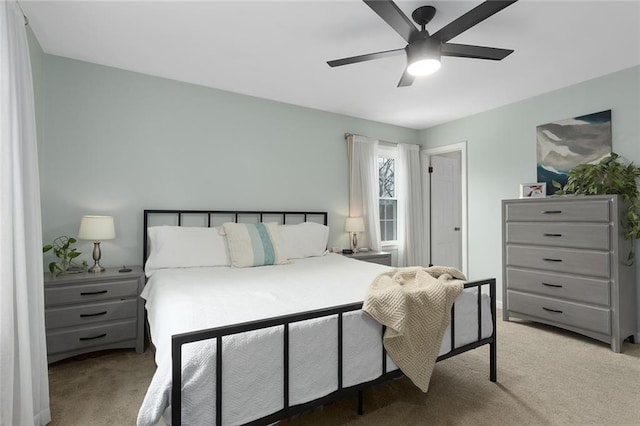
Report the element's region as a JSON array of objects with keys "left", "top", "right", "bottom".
[{"left": 327, "top": 0, "right": 518, "bottom": 87}]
